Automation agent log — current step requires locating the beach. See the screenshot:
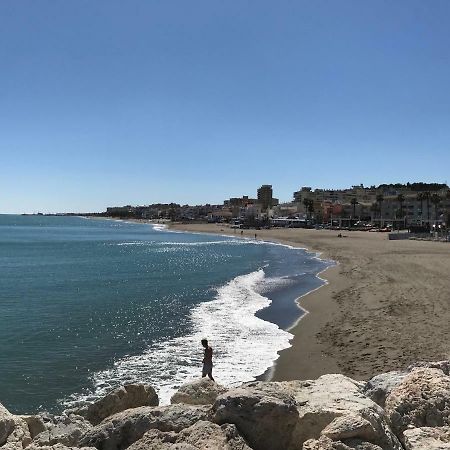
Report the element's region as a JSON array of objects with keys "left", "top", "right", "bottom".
[{"left": 170, "top": 223, "right": 450, "bottom": 382}]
